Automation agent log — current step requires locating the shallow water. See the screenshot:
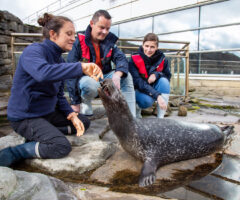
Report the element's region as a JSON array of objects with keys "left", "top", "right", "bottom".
[{"left": 159, "top": 155, "right": 240, "bottom": 200}]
